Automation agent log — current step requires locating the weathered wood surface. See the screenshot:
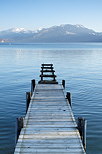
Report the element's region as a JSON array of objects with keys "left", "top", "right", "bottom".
[
  {"left": 40, "top": 74, "right": 56, "bottom": 77},
  {"left": 40, "top": 70, "right": 55, "bottom": 72},
  {"left": 14, "top": 84, "right": 86, "bottom": 154},
  {"left": 41, "top": 66, "right": 53, "bottom": 69},
  {"left": 42, "top": 64, "right": 53, "bottom": 66}
]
